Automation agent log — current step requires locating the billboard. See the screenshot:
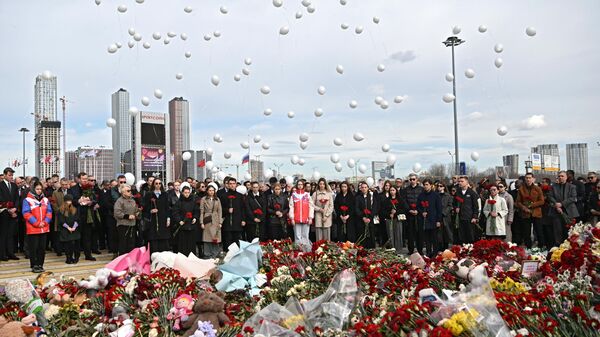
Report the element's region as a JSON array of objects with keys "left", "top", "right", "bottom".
[
  {"left": 531, "top": 153, "right": 542, "bottom": 171},
  {"left": 141, "top": 147, "right": 166, "bottom": 171}
]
